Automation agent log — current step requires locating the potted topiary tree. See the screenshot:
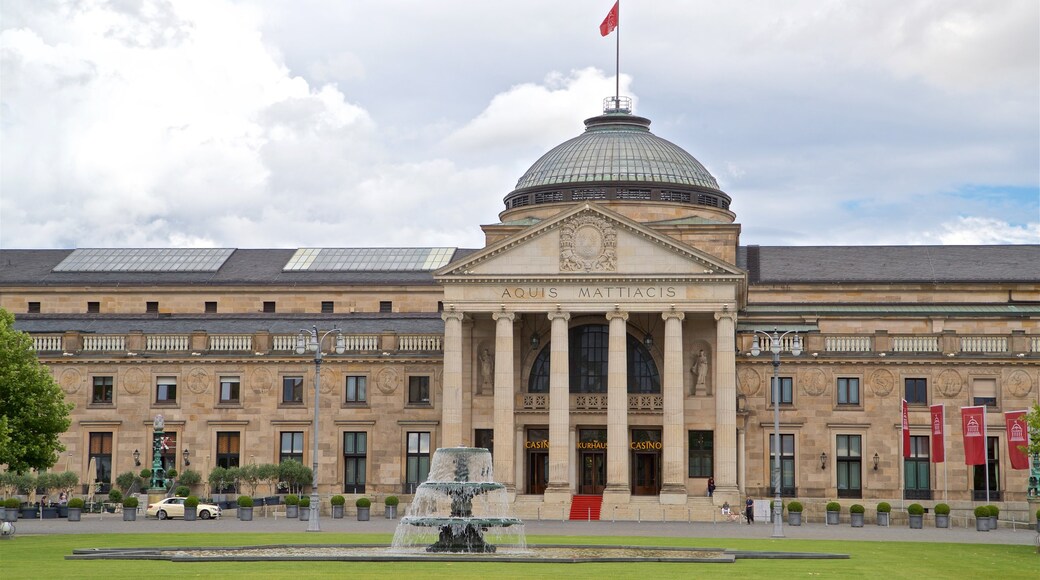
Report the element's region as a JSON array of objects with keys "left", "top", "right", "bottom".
[
  {"left": 122, "top": 496, "right": 139, "bottom": 521},
  {"left": 285, "top": 494, "right": 299, "bottom": 519},
  {"left": 174, "top": 486, "right": 190, "bottom": 498},
  {"left": 356, "top": 497, "right": 371, "bottom": 521},
  {"left": 237, "top": 495, "right": 254, "bottom": 521},
  {"left": 974, "top": 505, "right": 989, "bottom": 531},
  {"left": 330, "top": 495, "right": 345, "bottom": 519},
  {"left": 384, "top": 495, "right": 399, "bottom": 519},
  {"left": 298, "top": 496, "right": 310, "bottom": 521},
  {"left": 986, "top": 505, "right": 999, "bottom": 530},
  {"left": 826, "top": 501, "right": 841, "bottom": 525},
  {"left": 787, "top": 501, "right": 803, "bottom": 526},
  {"left": 67, "top": 497, "right": 84, "bottom": 522},
  {"left": 907, "top": 503, "right": 924, "bottom": 529},
  {"left": 56, "top": 471, "right": 78, "bottom": 517},
  {"left": 3, "top": 498, "right": 20, "bottom": 522},
  {"left": 106, "top": 489, "right": 122, "bottom": 514},
  {"left": 934, "top": 503, "right": 950, "bottom": 528},
  {"left": 184, "top": 495, "right": 200, "bottom": 521},
  {"left": 178, "top": 469, "right": 202, "bottom": 496},
  {"left": 849, "top": 504, "right": 865, "bottom": 527},
  {"left": 876, "top": 502, "right": 891, "bottom": 526}
]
